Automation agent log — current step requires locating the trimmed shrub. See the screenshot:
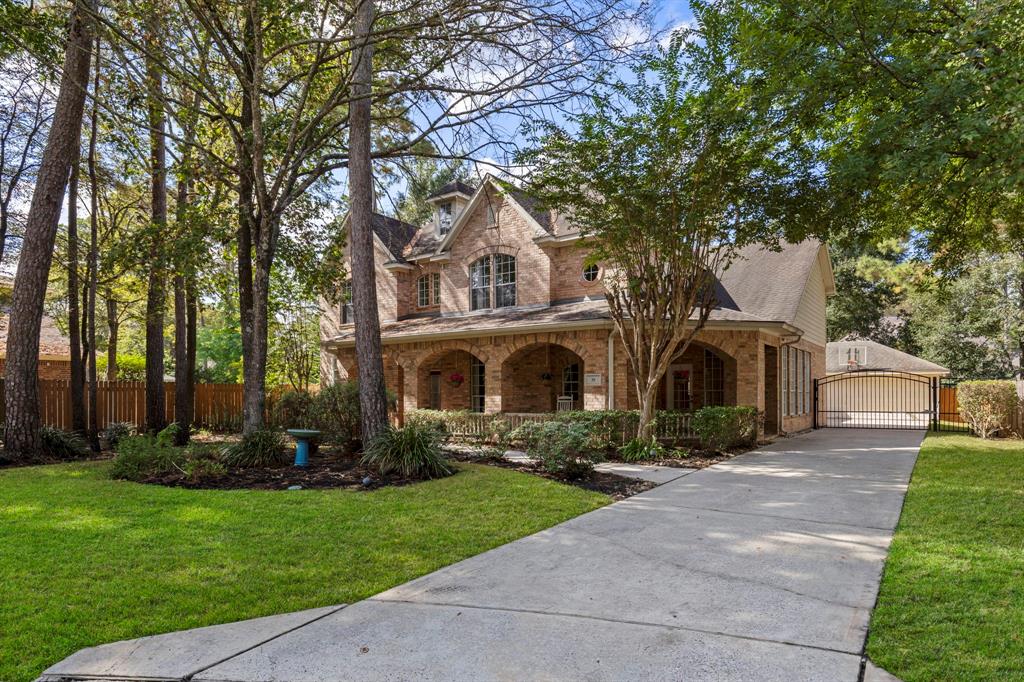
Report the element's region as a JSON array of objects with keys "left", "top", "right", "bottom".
[
  {"left": 957, "top": 380, "right": 1020, "bottom": 439},
  {"left": 510, "top": 420, "right": 603, "bottom": 479},
  {"left": 690, "top": 406, "right": 759, "bottom": 452},
  {"left": 271, "top": 390, "right": 317, "bottom": 430},
  {"left": 221, "top": 429, "right": 288, "bottom": 468},
  {"left": 361, "top": 423, "right": 453, "bottom": 479},
  {"left": 404, "top": 410, "right": 452, "bottom": 443},
  {"left": 311, "top": 381, "right": 362, "bottom": 447},
  {"left": 109, "top": 435, "right": 185, "bottom": 481},
  {"left": 40, "top": 426, "right": 90, "bottom": 460}
]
